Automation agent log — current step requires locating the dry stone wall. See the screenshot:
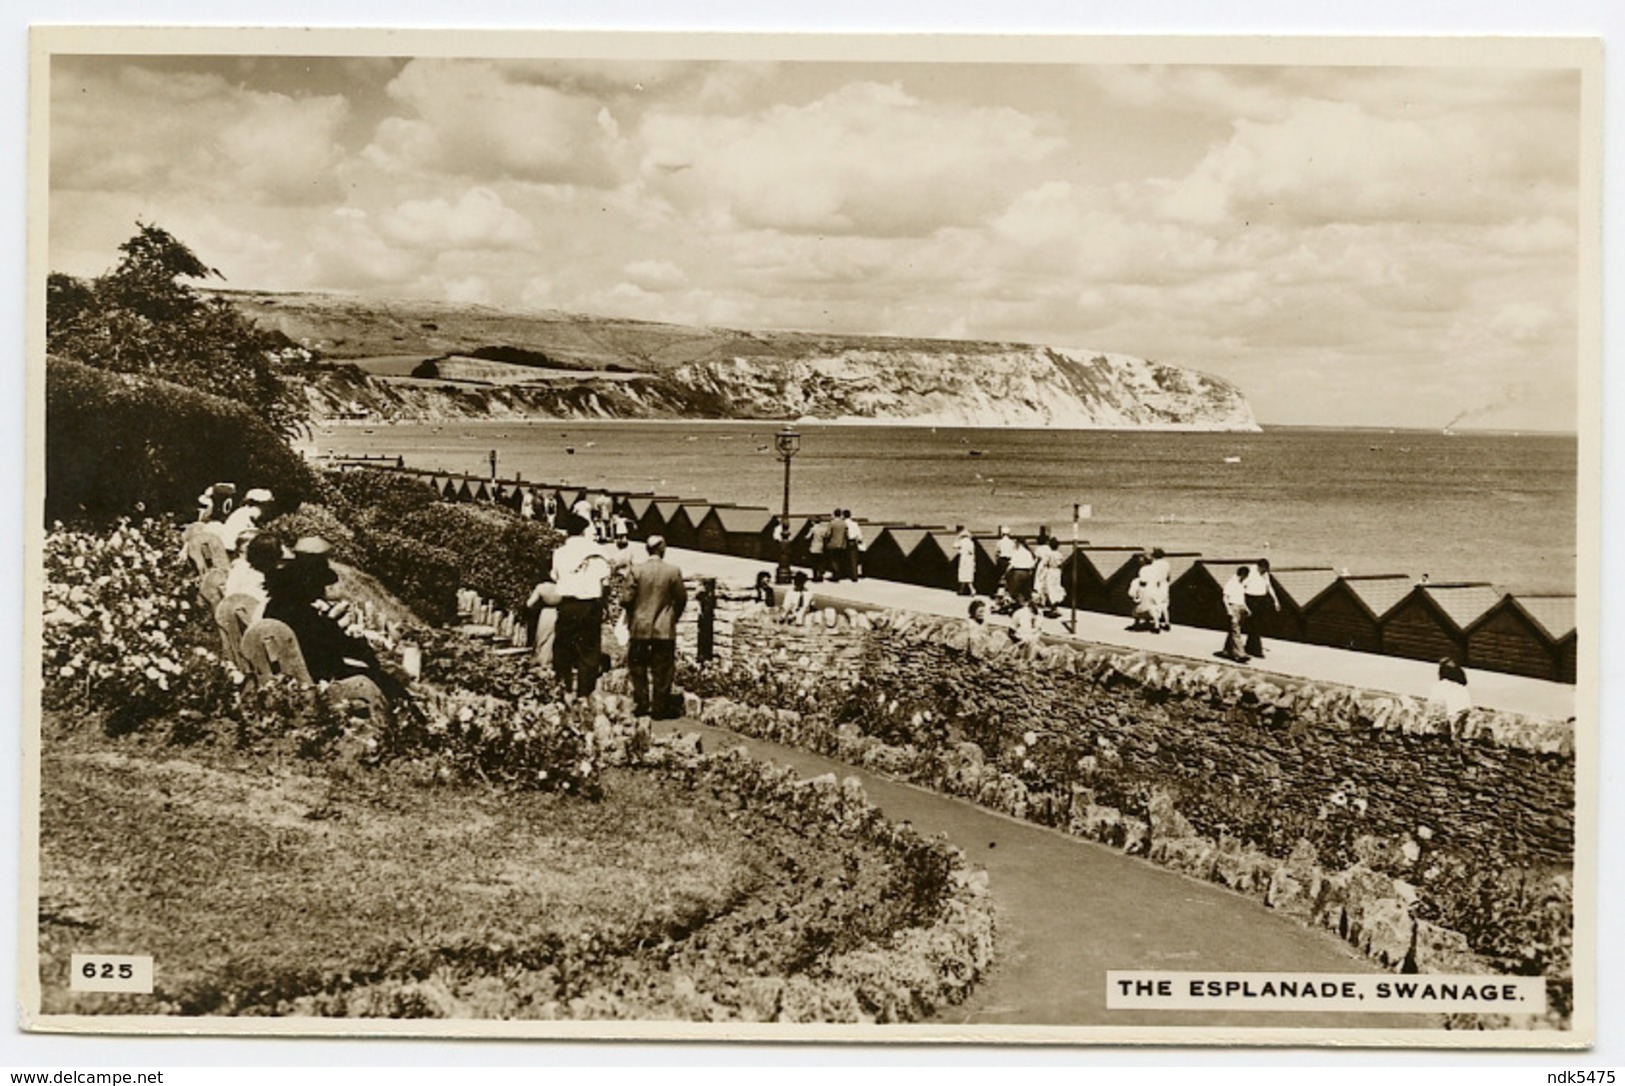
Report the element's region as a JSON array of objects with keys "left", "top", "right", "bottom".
[{"left": 687, "top": 610, "right": 1575, "bottom": 1027}]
